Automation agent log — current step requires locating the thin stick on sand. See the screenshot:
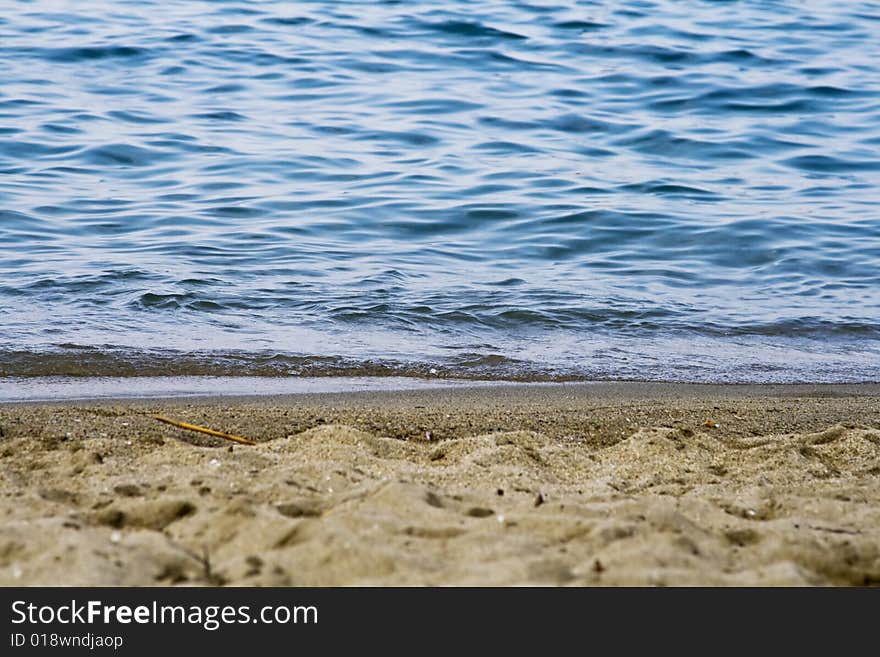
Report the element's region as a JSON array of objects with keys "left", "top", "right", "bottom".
[{"left": 152, "top": 415, "right": 257, "bottom": 446}]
